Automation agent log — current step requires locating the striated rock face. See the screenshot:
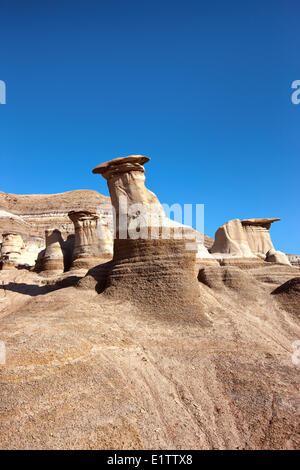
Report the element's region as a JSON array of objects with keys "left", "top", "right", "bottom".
[
  {"left": 0, "top": 190, "right": 111, "bottom": 238},
  {"left": 39, "top": 229, "right": 65, "bottom": 274},
  {"left": 68, "top": 210, "right": 113, "bottom": 270},
  {"left": 92, "top": 155, "right": 202, "bottom": 308},
  {"left": 271, "top": 277, "right": 300, "bottom": 316},
  {"left": 0, "top": 233, "right": 24, "bottom": 269},
  {"left": 241, "top": 218, "right": 280, "bottom": 257},
  {"left": 0, "top": 190, "right": 112, "bottom": 267},
  {"left": 210, "top": 217, "right": 290, "bottom": 265},
  {"left": 0, "top": 190, "right": 211, "bottom": 268}
]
